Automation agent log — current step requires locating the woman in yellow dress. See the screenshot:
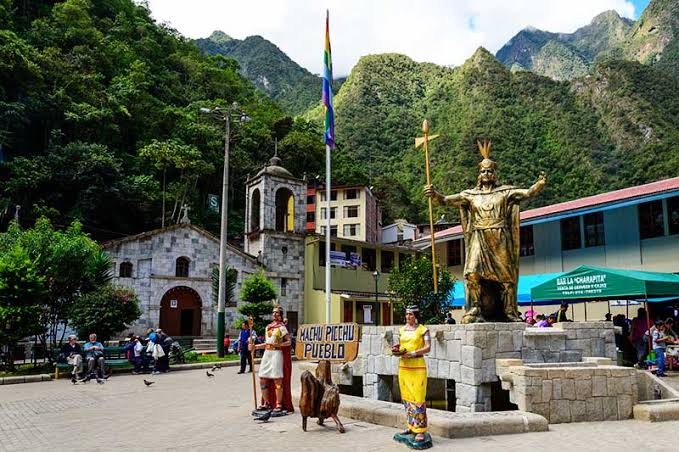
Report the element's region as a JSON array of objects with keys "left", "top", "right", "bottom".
[{"left": 394, "top": 305, "right": 431, "bottom": 447}]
